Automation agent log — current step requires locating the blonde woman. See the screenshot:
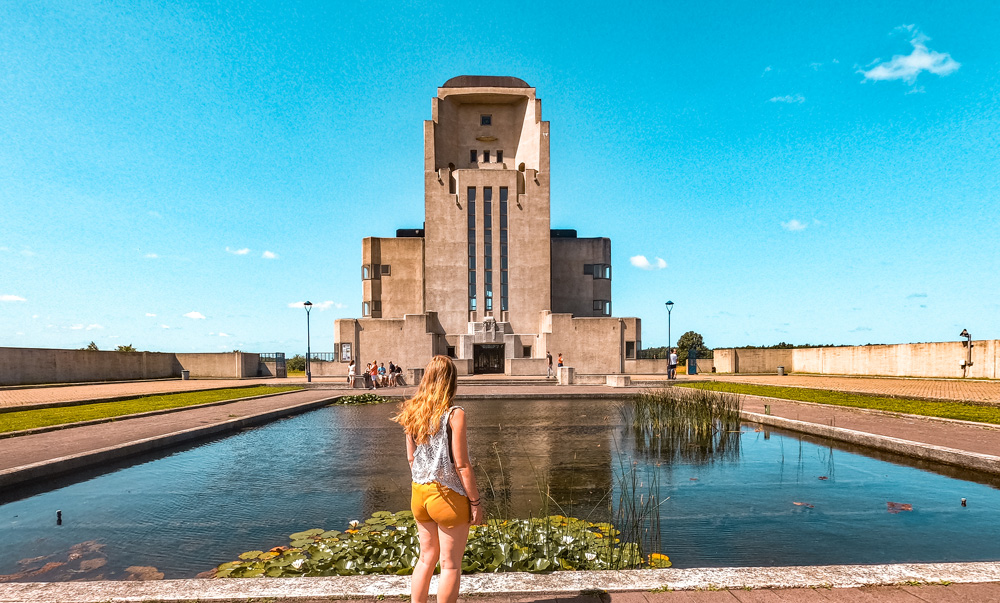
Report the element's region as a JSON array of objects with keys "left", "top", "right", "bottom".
[{"left": 392, "top": 355, "right": 484, "bottom": 603}]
